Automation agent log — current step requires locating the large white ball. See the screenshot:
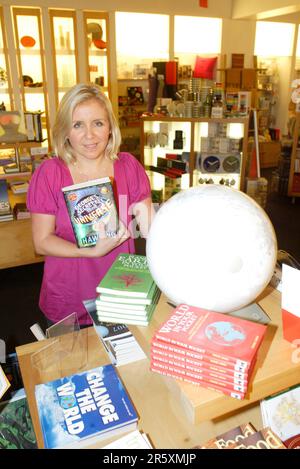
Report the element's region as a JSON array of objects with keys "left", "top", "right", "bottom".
[{"left": 146, "top": 185, "right": 277, "bottom": 313}]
